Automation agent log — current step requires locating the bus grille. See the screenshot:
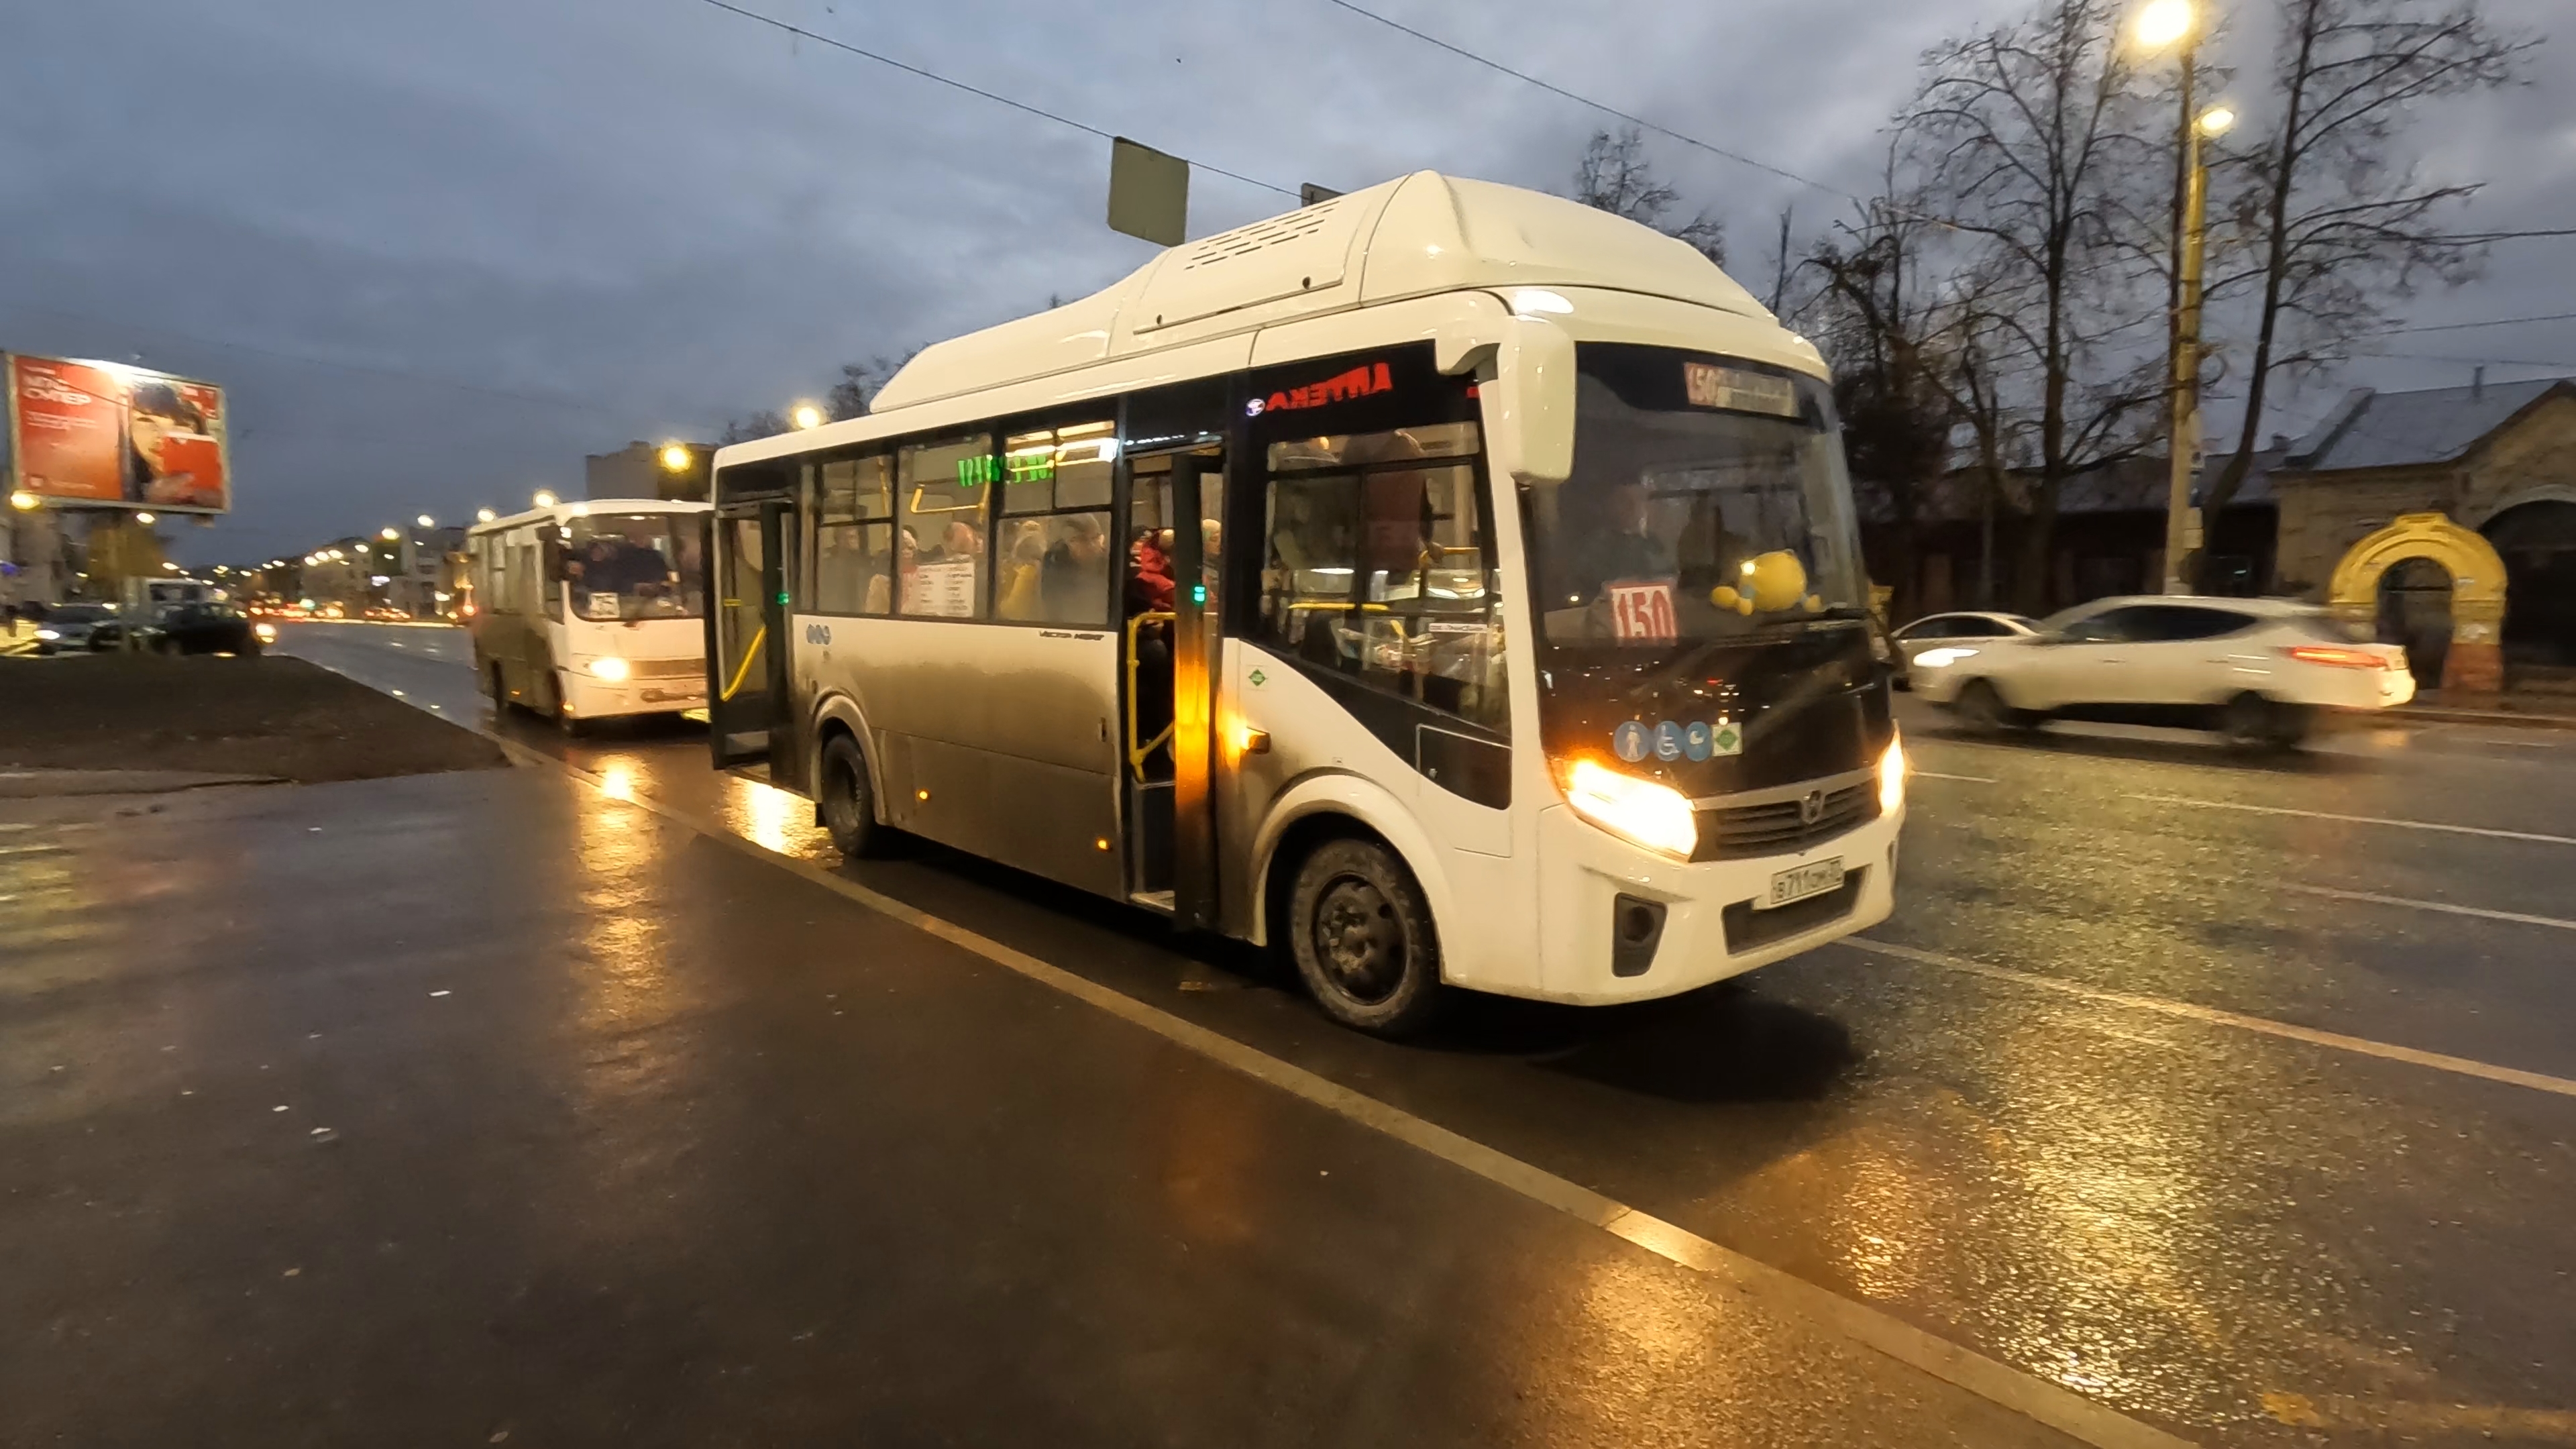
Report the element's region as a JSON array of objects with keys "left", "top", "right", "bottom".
[
  {"left": 629, "top": 657, "right": 701, "bottom": 679},
  {"left": 1694, "top": 782, "right": 1877, "bottom": 860}
]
